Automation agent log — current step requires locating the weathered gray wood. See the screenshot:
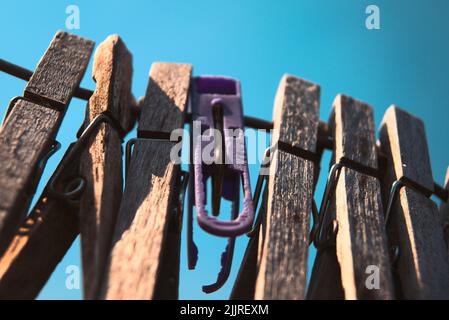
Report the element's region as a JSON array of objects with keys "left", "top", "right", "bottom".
[
  {"left": 332, "top": 95, "right": 394, "bottom": 299},
  {"left": 24, "top": 33, "right": 94, "bottom": 109},
  {"left": 254, "top": 74, "right": 320, "bottom": 300},
  {"left": 0, "top": 148, "right": 79, "bottom": 299},
  {"left": 100, "top": 62, "right": 191, "bottom": 300},
  {"left": 440, "top": 168, "right": 449, "bottom": 256},
  {"left": 0, "top": 32, "right": 93, "bottom": 255},
  {"left": 380, "top": 105, "right": 449, "bottom": 299},
  {"left": 79, "top": 35, "right": 133, "bottom": 300}
]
